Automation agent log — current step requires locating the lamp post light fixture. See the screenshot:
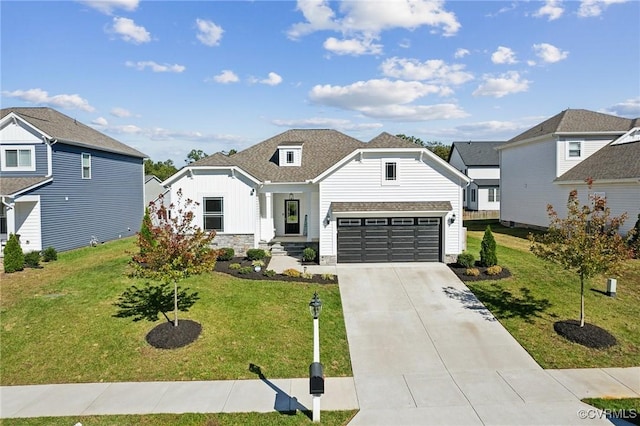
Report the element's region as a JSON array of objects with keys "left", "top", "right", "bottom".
[{"left": 308, "top": 291, "right": 324, "bottom": 422}]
